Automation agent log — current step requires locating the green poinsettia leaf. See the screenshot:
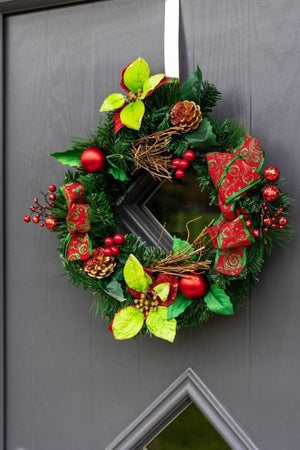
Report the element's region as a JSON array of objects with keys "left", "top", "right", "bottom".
[
  {"left": 103, "top": 280, "right": 126, "bottom": 302},
  {"left": 100, "top": 93, "right": 126, "bottom": 112},
  {"left": 107, "top": 165, "right": 129, "bottom": 181},
  {"left": 153, "top": 282, "right": 170, "bottom": 302},
  {"left": 204, "top": 284, "right": 234, "bottom": 315},
  {"left": 50, "top": 148, "right": 82, "bottom": 168},
  {"left": 112, "top": 306, "right": 144, "bottom": 340},
  {"left": 120, "top": 101, "right": 145, "bottom": 130},
  {"left": 141, "top": 73, "right": 165, "bottom": 99},
  {"left": 123, "top": 254, "right": 152, "bottom": 292},
  {"left": 185, "top": 119, "right": 217, "bottom": 149},
  {"left": 146, "top": 307, "right": 177, "bottom": 343},
  {"left": 182, "top": 66, "right": 202, "bottom": 102},
  {"left": 167, "top": 293, "right": 193, "bottom": 320},
  {"left": 123, "top": 57, "right": 150, "bottom": 93},
  {"left": 172, "top": 237, "right": 196, "bottom": 261}
]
